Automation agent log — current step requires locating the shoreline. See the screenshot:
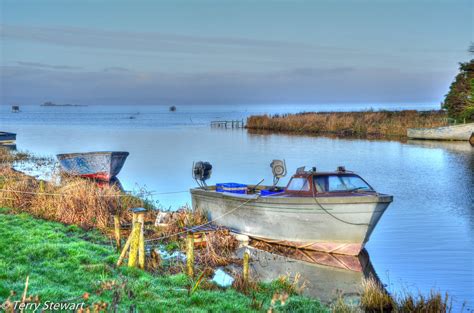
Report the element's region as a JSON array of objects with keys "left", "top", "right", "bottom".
[
  {"left": 246, "top": 110, "right": 448, "bottom": 138},
  {"left": 0, "top": 147, "right": 460, "bottom": 312}
]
